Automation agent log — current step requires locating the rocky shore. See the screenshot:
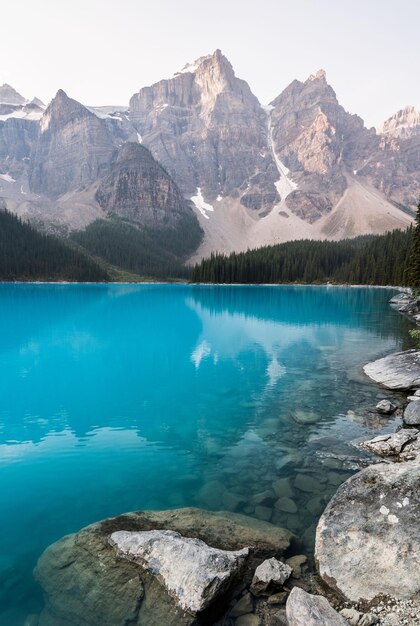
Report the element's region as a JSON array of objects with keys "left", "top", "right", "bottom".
[{"left": 28, "top": 291, "right": 420, "bottom": 626}]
